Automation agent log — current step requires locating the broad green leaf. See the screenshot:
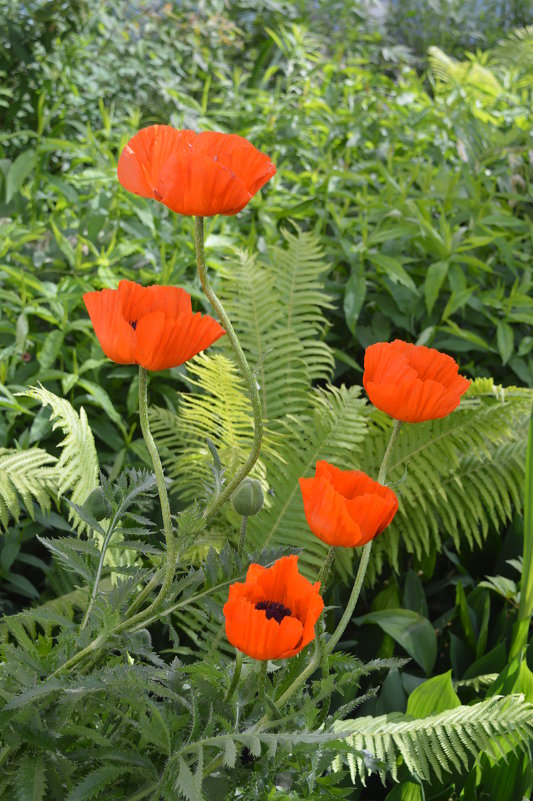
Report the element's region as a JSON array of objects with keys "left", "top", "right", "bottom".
[
  {"left": 344, "top": 260, "right": 367, "bottom": 334},
  {"left": 423, "top": 260, "right": 448, "bottom": 314},
  {"left": 367, "top": 253, "right": 417, "bottom": 291},
  {"left": 406, "top": 670, "right": 460, "bottom": 717},
  {"left": 6, "top": 149, "right": 36, "bottom": 202},
  {"left": 354, "top": 609, "right": 437, "bottom": 675},
  {"left": 496, "top": 320, "right": 514, "bottom": 364}
]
